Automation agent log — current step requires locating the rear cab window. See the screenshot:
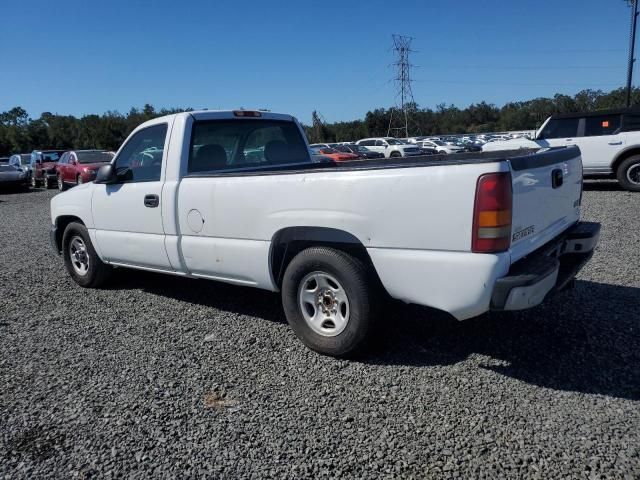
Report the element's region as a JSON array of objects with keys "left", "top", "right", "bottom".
[{"left": 188, "top": 119, "right": 310, "bottom": 174}]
